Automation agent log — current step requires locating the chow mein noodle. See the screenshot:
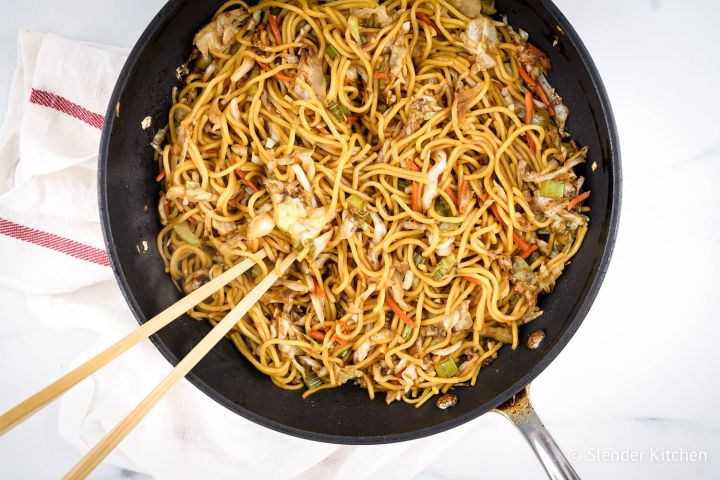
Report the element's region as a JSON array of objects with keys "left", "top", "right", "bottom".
[{"left": 154, "top": 0, "right": 591, "bottom": 407}]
